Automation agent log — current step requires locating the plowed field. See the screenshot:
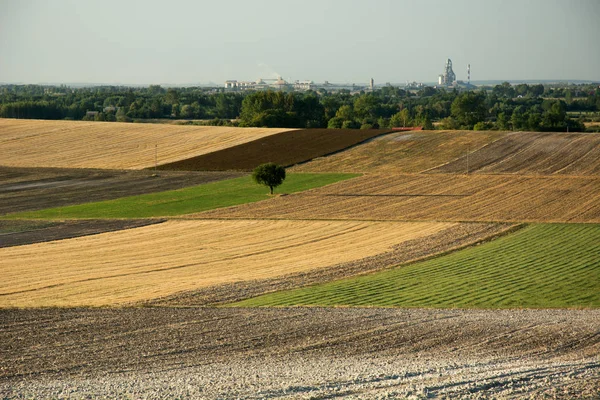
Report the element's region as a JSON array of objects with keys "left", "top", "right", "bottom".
[
  {"left": 2, "top": 308, "right": 598, "bottom": 399},
  {"left": 431, "top": 131, "right": 600, "bottom": 175},
  {"left": 0, "top": 166, "right": 244, "bottom": 214},
  {"left": 156, "top": 128, "right": 393, "bottom": 171},
  {"left": 0, "top": 119, "right": 291, "bottom": 169},
  {"left": 291, "top": 130, "right": 504, "bottom": 173},
  {"left": 0, "top": 220, "right": 456, "bottom": 307},
  {"left": 196, "top": 173, "right": 600, "bottom": 223}
]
